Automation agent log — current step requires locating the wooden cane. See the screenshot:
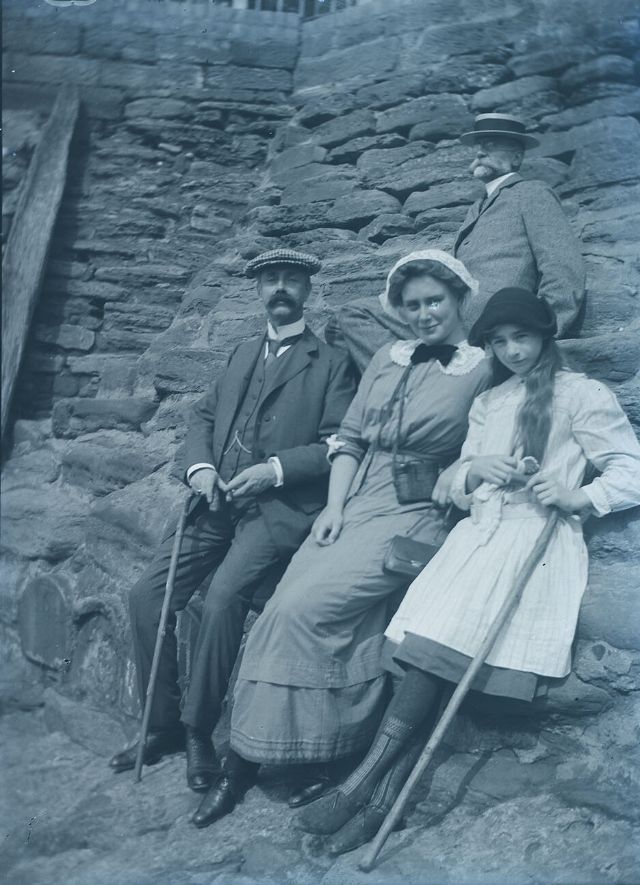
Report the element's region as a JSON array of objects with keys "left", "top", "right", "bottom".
[
  {"left": 359, "top": 509, "right": 560, "bottom": 872},
  {"left": 134, "top": 492, "right": 195, "bottom": 783}
]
